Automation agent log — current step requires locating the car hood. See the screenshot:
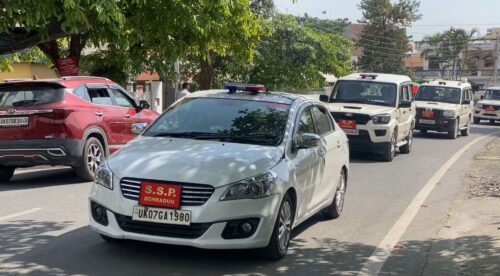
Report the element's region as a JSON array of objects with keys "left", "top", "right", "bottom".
[
  {"left": 477, "top": 100, "right": 500, "bottom": 106},
  {"left": 415, "top": 101, "right": 457, "bottom": 110},
  {"left": 325, "top": 103, "right": 394, "bottom": 116},
  {"left": 107, "top": 137, "right": 283, "bottom": 187}
]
